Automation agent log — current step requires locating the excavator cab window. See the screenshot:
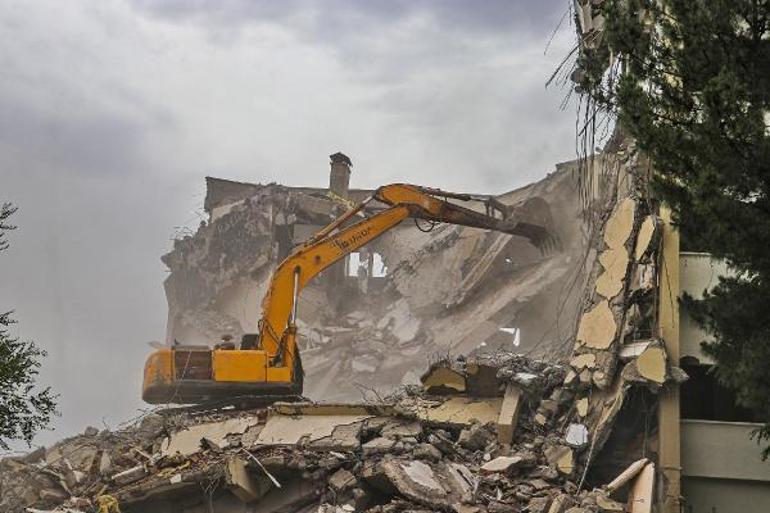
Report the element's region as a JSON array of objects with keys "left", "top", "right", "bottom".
[
  {"left": 241, "top": 333, "right": 259, "bottom": 350},
  {"left": 174, "top": 348, "right": 212, "bottom": 380}
]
